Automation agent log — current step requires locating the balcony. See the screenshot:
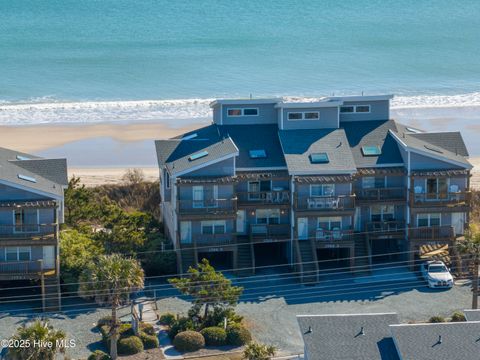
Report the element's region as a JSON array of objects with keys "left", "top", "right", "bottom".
[
  {"left": 408, "top": 225, "right": 454, "bottom": 242},
  {"left": 249, "top": 223, "right": 290, "bottom": 242},
  {"left": 193, "top": 233, "right": 235, "bottom": 247},
  {"left": 0, "top": 224, "right": 57, "bottom": 244},
  {"left": 356, "top": 187, "right": 406, "bottom": 202},
  {"left": 366, "top": 221, "right": 405, "bottom": 238},
  {"left": 237, "top": 190, "right": 290, "bottom": 206},
  {"left": 410, "top": 191, "right": 470, "bottom": 207},
  {"left": 177, "top": 198, "right": 237, "bottom": 216},
  {"left": 295, "top": 195, "right": 355, "bottom": 212},
  {"left": 0, "top": 260, "right": 44, "bottom": 279},
  {"left": 311, "top": 228, "right": 354, "bottom": 242}
]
